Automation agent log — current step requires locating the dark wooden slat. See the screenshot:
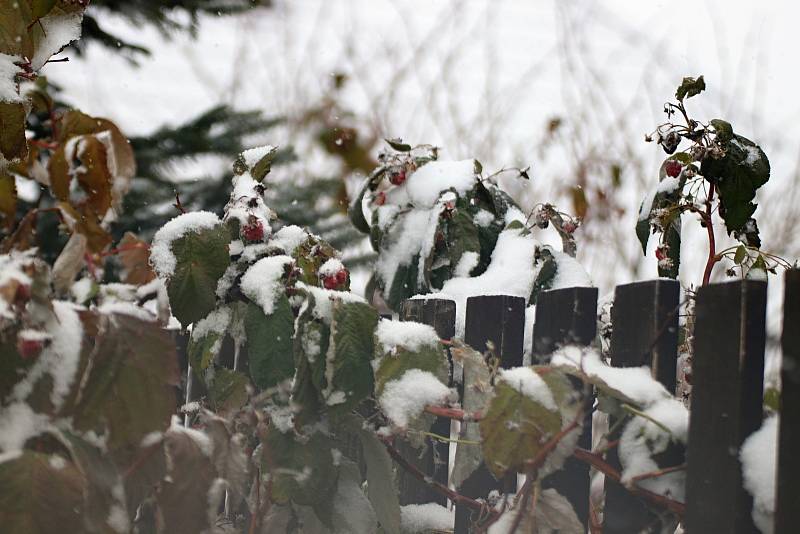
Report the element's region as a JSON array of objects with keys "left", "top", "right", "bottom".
[
  {"left": 603, "top": 279, "right": 681, "bottom": 534},
  {"left": 531, "top": 286, "right": 598, "bottom": 530},
  {"left": 397, "top": 298, "right": 456, "bottom": 507},
  {"left": 685, "top": 280, "right": 766, "bottom": 534},
  {"left": 454, "top": 295, "right": 525, "bottom": 533},
  {"left": 776, "top": 270, "right": 800, "bottom": 533}
]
